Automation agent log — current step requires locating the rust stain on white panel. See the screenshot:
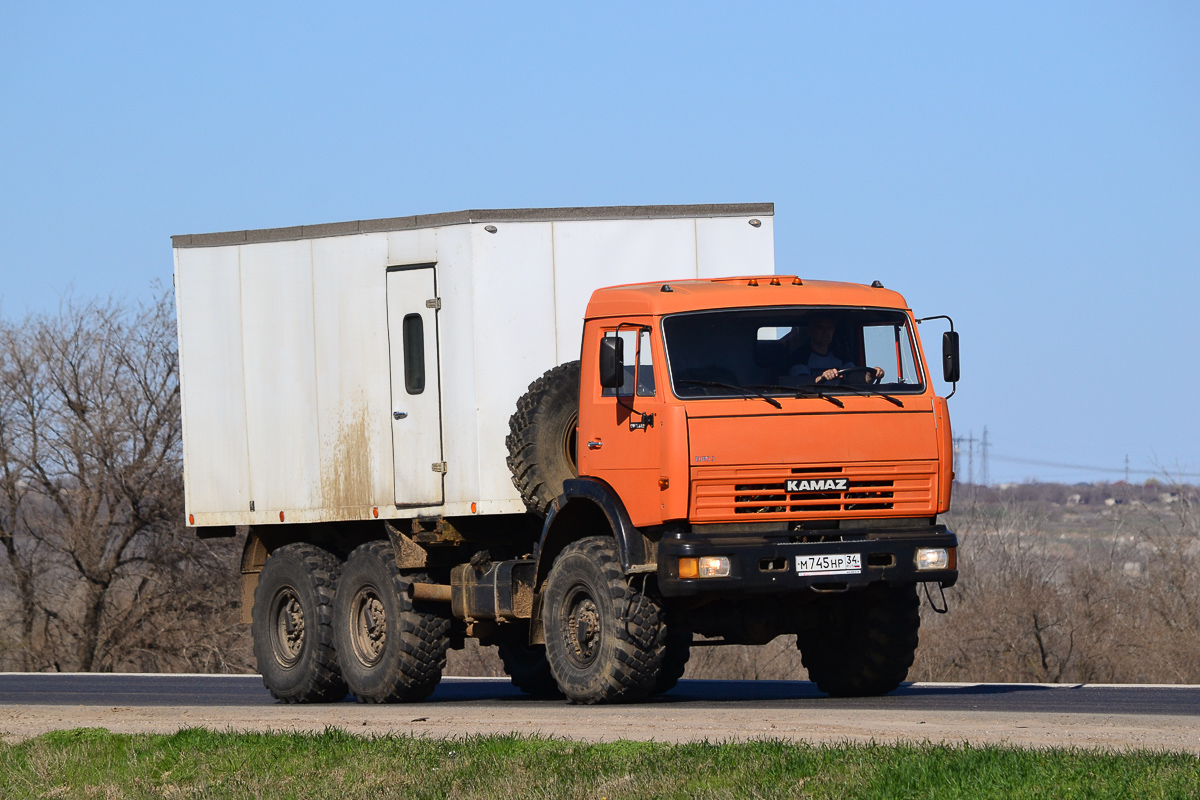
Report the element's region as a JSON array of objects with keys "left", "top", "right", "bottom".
[{"left": 320, "top": 403, "right": 374, "bottom": 513}]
